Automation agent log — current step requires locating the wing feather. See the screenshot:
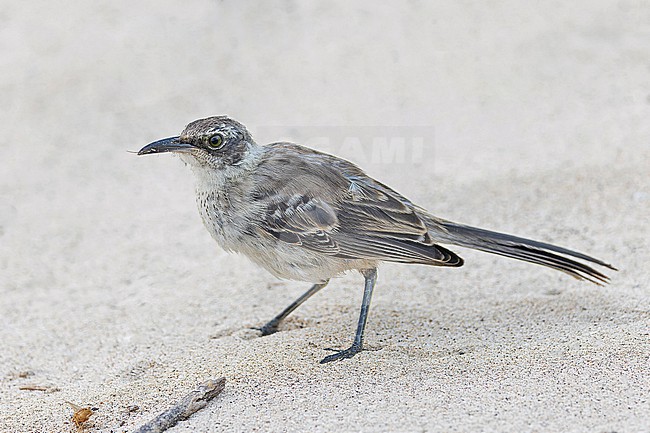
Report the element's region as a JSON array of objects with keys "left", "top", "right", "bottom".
[{"left": 256, "top": 144, "right": 462, "bottom": 267}]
